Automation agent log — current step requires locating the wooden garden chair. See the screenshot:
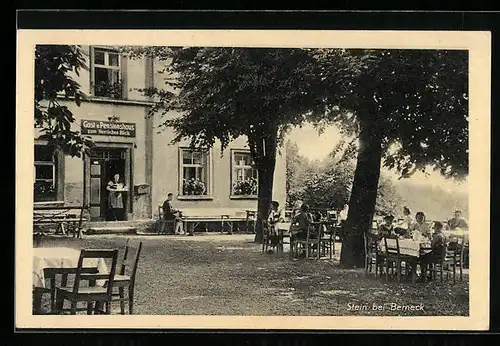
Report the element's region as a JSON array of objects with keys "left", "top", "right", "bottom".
[
  {"left": 364, "top": 232, "right": 384, "bottom": 277},
  {"left": 383, "top": 235, "right": 417, "bottom": 284},
  {"left": 109, "top": 240, "right": 143, "bottom": 314},
  {"left": 427, "top": 236, "right": 464, "bottom": 284},
  {"left": 54, "top": 249, "right": 118, "bottom": 315}
]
